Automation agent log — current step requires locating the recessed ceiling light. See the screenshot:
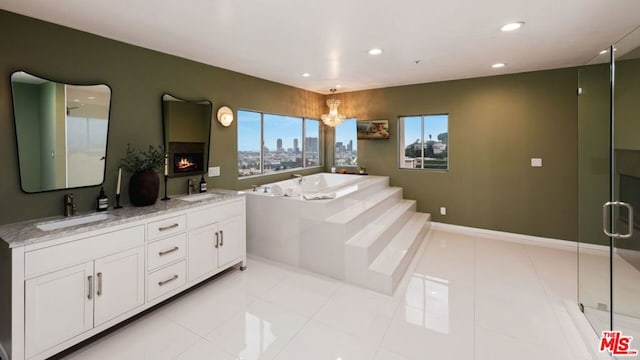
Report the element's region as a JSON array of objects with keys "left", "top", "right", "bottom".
[
  {"left": 492, "top": 63, "right": 506, "bottom": 68},
  {"left": 368, "top": 48, "right": 383, "bottom": 55},
  {"left": 73, "top": 99, "right": 80, "bottom": 102},
  {"left": 302, "top": 73, "right": 310, "bottom": 77},
  {"left": 87, "top": 96, "right": 95, "bottom": 99},
  {"left": 599, "top": 49, "right": 608, "bottom": 55},
  {"left": 501, "top": 21, "right": 525, "bottom": 32},
  {"left": 335, "top": 84, "right": 342, "bottom": 88}
]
